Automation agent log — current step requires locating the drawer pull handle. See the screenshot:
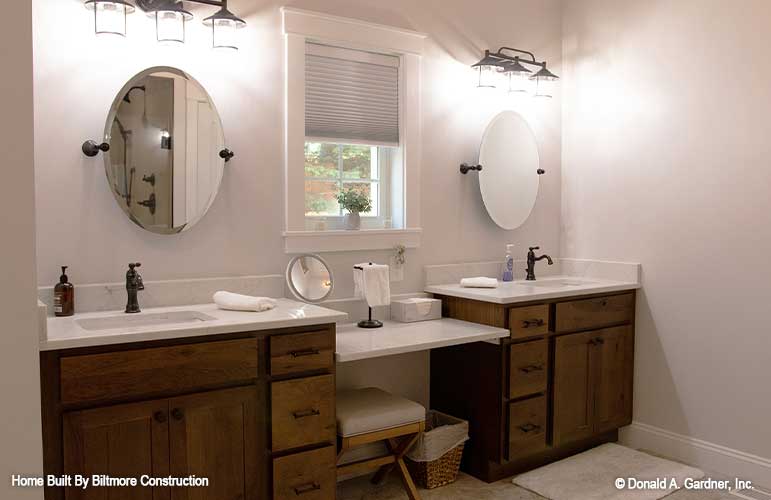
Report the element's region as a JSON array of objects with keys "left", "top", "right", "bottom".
[
  {"left": 153, "top": 411, "right": 167, "bottom": 423},
  {"left": 588, "top": 337, "right": 605, "bottom": 346},
  {"left": 519, "top": 364, "right": 544, "bottom": 374},
  {"left": 521, "top": 319, "right": 545, "bottom": 328},
  {"left": 294, "top": 482, "right": 321, "bottom": 495},
  {"left": 290, "top": 348, "right": 321, "bottom": 358},
  {"left": 292, "top": 408, "right": 321, "bottom": 419},
  {"left": 518, "top": 423, "right": 541, "bottom": 433},
  {"left": 171, "top": 408, "right": 184, "bottom": 421},
  {"left": 597, "top": 299, "right": 609, "bottom": 307}
]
